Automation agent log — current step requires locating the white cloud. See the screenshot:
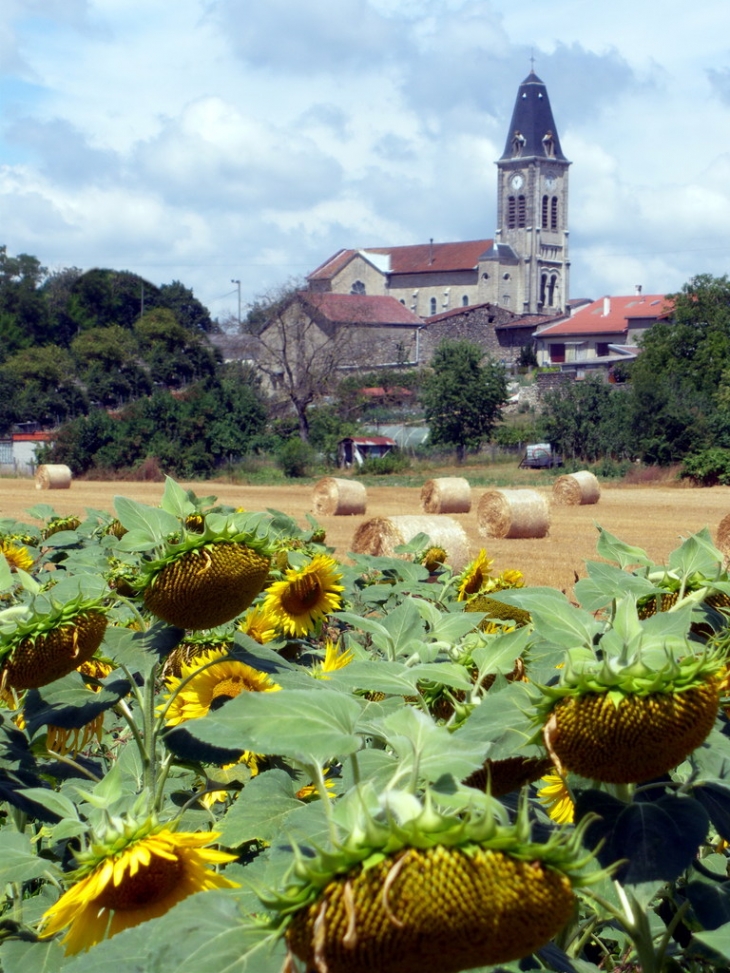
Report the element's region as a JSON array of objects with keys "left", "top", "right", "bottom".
[{"left": 0, "top": 0, "right": 729, "bottom": 318}]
